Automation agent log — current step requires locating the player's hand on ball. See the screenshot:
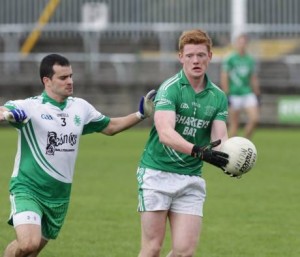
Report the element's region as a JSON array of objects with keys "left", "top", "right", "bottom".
[
  {"left": 137, "top": 89, "right": 157, "bottom": 119},
  {"left": 191, "top": 139, "right": 229, "bottom": 170},
  {"left": 3, "top": 109, "right": 28, "bottom": 123},
  {"left": 220, "top": 137, "right": 257, "bottom": 178}
]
